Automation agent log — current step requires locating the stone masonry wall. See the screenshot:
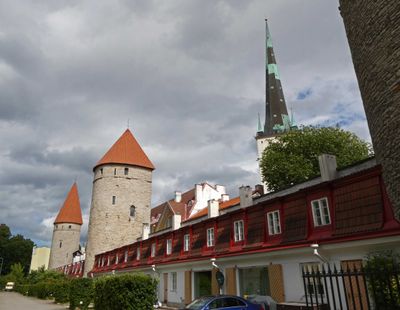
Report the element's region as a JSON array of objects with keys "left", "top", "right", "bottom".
[
  {"left": 84, "top": 164, "right": 152, "bottom": 275},
  {"left": 339, "top": 0, "right": 400, "bottom": 220},
  {"left": 48, "top": 223, "right": 81, "bottom": 269}
]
